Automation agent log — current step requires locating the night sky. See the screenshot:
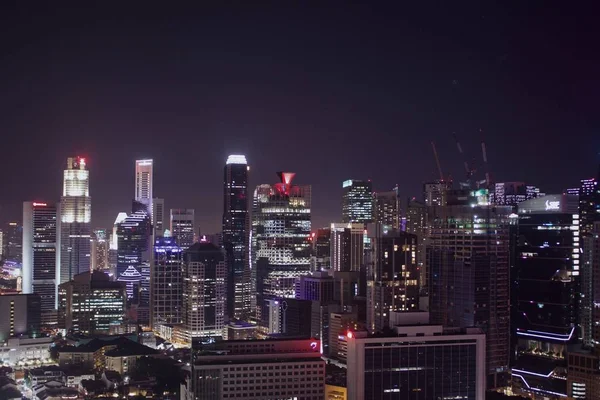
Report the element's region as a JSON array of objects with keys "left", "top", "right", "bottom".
[{"left": 1, "top": 3, "right": 599, "bottom": 233}]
